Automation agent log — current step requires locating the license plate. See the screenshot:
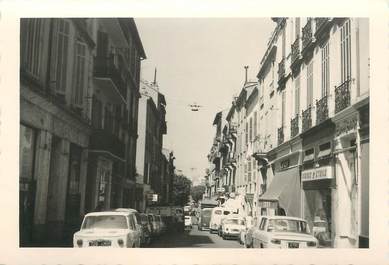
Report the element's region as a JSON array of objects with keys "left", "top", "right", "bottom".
[
  {"left": 288, "top": 242, "right": 299, "bottom": 248},
  {"left": 89, "top": 240, "right": 111, "bottom": 246}
]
